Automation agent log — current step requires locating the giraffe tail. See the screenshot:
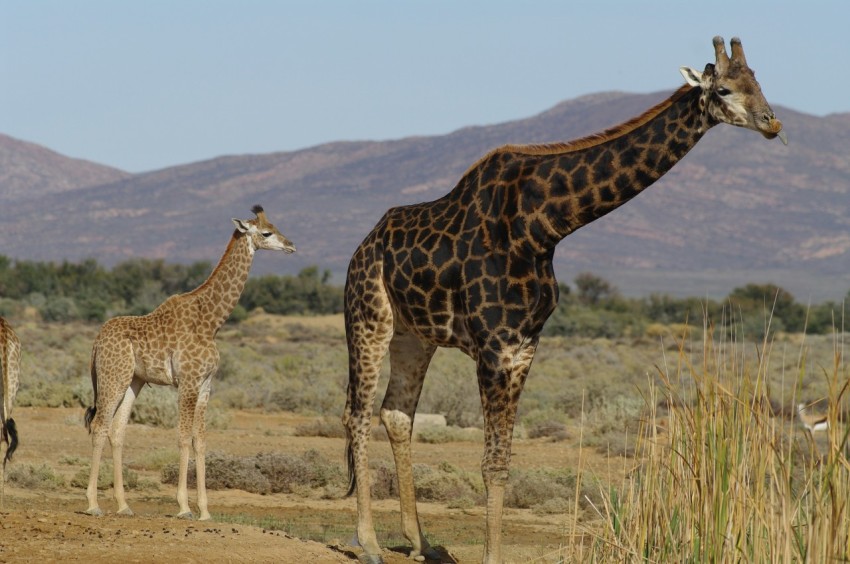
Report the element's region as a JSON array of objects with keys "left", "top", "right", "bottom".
[
  {"left": 84, "top": 346, "right": 98, "bottom": 434},
  {"left": 2, "top": 418, "right": 17, "bottom": 467},
  {"left": 345, "top": 437, "right": 356, "bottom": 497}
]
